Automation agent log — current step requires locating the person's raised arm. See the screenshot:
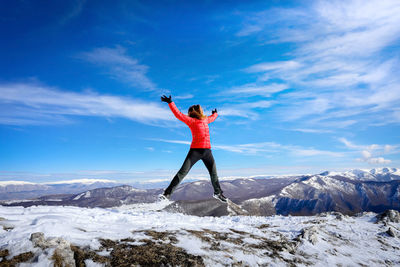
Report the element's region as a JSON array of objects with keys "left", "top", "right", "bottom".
[
  {"left": 161, "top": 95, "right": 192, "bottom": 125},
  {"left": 207, "top": 108, "right": 218, "bottom": 123}
]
